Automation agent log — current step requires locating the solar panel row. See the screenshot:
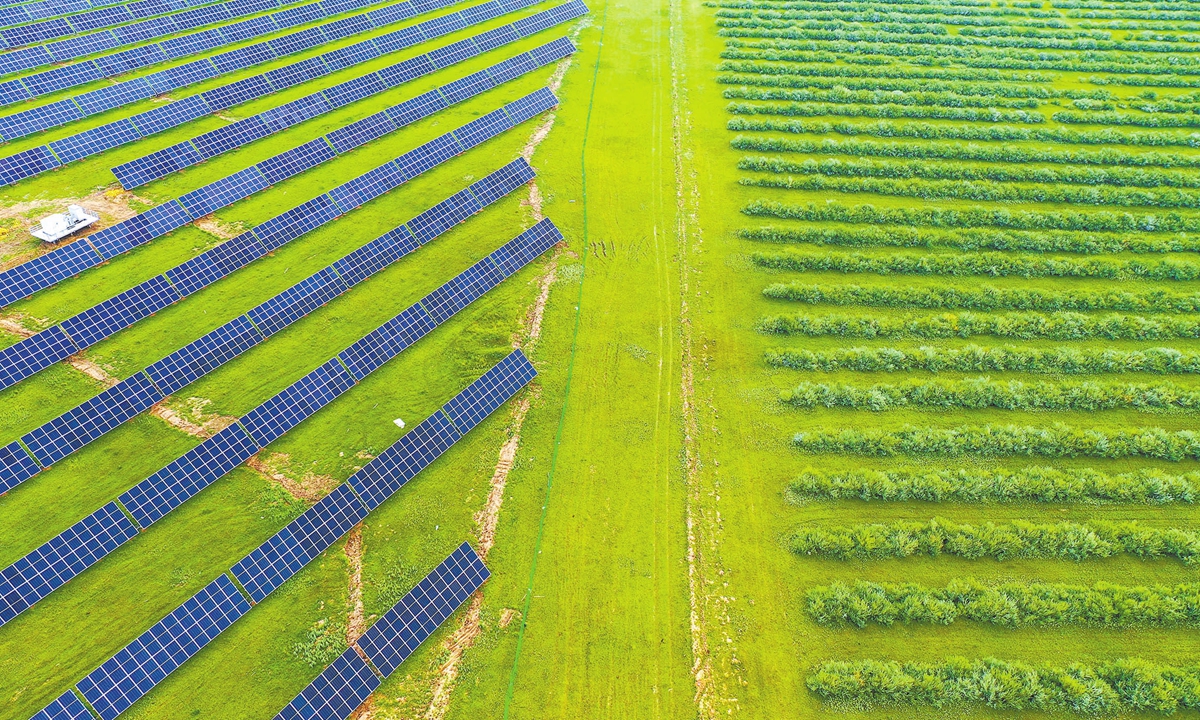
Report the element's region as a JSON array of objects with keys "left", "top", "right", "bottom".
[
  {"left": 0, "top": 0, "right": 224, "bottom": 37},
  {"left": 0, "top": 163, "right": 537, "bottom": 628}
]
